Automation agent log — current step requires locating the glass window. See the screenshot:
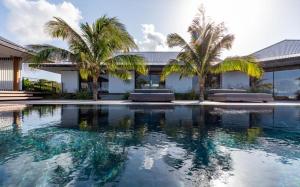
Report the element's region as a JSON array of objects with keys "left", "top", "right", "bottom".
[
  {"left": 135, "top": 73, "right": 165, "bottom": 89},
  {"left": 80, "top": 74, "right": 108, "bottom": 93},
  {"left": 274, "top": 69, "right": 300, "bottom": 99},
  {"left": 260, "top": 72, "right": 274, "bottom": 93}
]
